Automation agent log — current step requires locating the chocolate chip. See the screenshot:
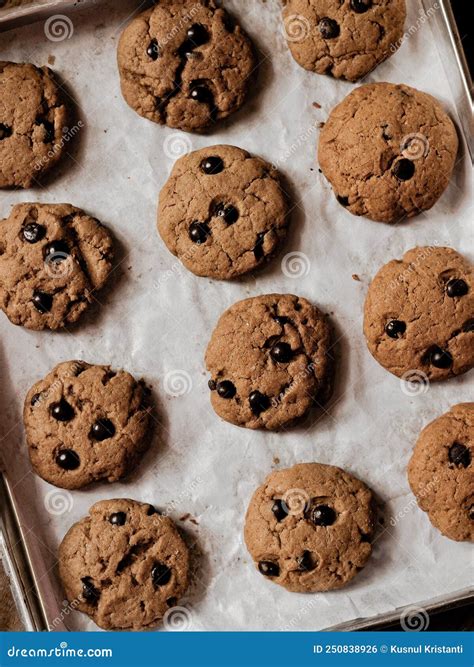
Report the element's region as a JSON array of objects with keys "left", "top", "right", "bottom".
[
  {"left": 188, "top": 221, "right": 210, "bottom": 244},
  {"left": 270, "top": 342, "right": 293, "bottom": 363},
  {"left": 296, "top": 550, "right": 315, "bottom": 571},
  {"left": 308, "top": 504, "right": 336, "bottom": 527},
  {"left": 22, "top": 223, "right": 46, "bottom": 244},
  {"left": 446, "top": 278, "right": 468, "bottom": 297},
  {"left": 90, "top": 418, "right": 115, "bottom": 441},
  {"left": 216, "top": 380, "right": 236, "bottom": 399},
  {"left": 258, "top": 561, "right": 279, "bottom": 577},
  {"left": 30, "top": 393, "right": 41, "bottom": 407},
  {"left": 187, "top": 23, "right": 209, "bottom": 47},
  {"left": 271, "top": 499, "right": 288, "bottom": 522},
  {"left": 350, "top": 0, "right": 372, "bottom": 12},
  {"left": 253, "top": 232, "right": 265, "bottom": 261},
  {"left": 81, "top": 577, "right": 100, "bottom": 604},
  {"left": 273, "top": 315, "right": 289, "bottom": 326},
  {"left": 0, "top": 123, "right": 12, "bottom": 140},
  {"left": 147, "top": 505, "right": 161, "bottom": 516},
  {"left": 50, "top": 399, "right": 74, "bottom": 422},
  {"left": 336, "top": 195, "right": 349, "bottom": 207},
  {"left": 189, "top": 83, "right": 213, "bottom": 104},
  {"left": 109, "top": 512, "right": 127, "bottom": 526},
  {"left": 217, "top": 204, "right": 239, "bottom": 225},
  {"left": 319, "top": 17, "right": 340, "bottom": 39},
  {"left": 147, "top": 38, "right": 159, "bottom": 60},
  {"left": 44, "top": 240, "right": 69, "bottom": 261},
  {"left": 32, "top": 291, "right": 53, "bottom": 313},
  {"left": 463, "top": 319, "right": 474, "bottom": 332},
  {"left": 448, "top": 443, "right": 471, "bottom": 468},
  {"left": 426, "top": 346, "right": 453, "bottom": 369},
  {"left": 166, "top": 597, "right": 178, "bottom": 607},
  {"left": 393, "top": 158, "right": 415, "bottom": 181},
  {"left": 151, "top": 562, "right": 172, "bottom": 587},
  {"left": 56, "top": 449, "right": 80, "bottom": 470},
  {"left": 385, "top": 320, "right": 406, "bottom": 338},
  {"left": 249, "top": 390, "right": 270, "bottom": 416},
  {"left": 200, "top": 156, "right": 224, "bottom": 174},
  {"left": 208, "top": 379, "right": 217, "bottom": 391}
]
